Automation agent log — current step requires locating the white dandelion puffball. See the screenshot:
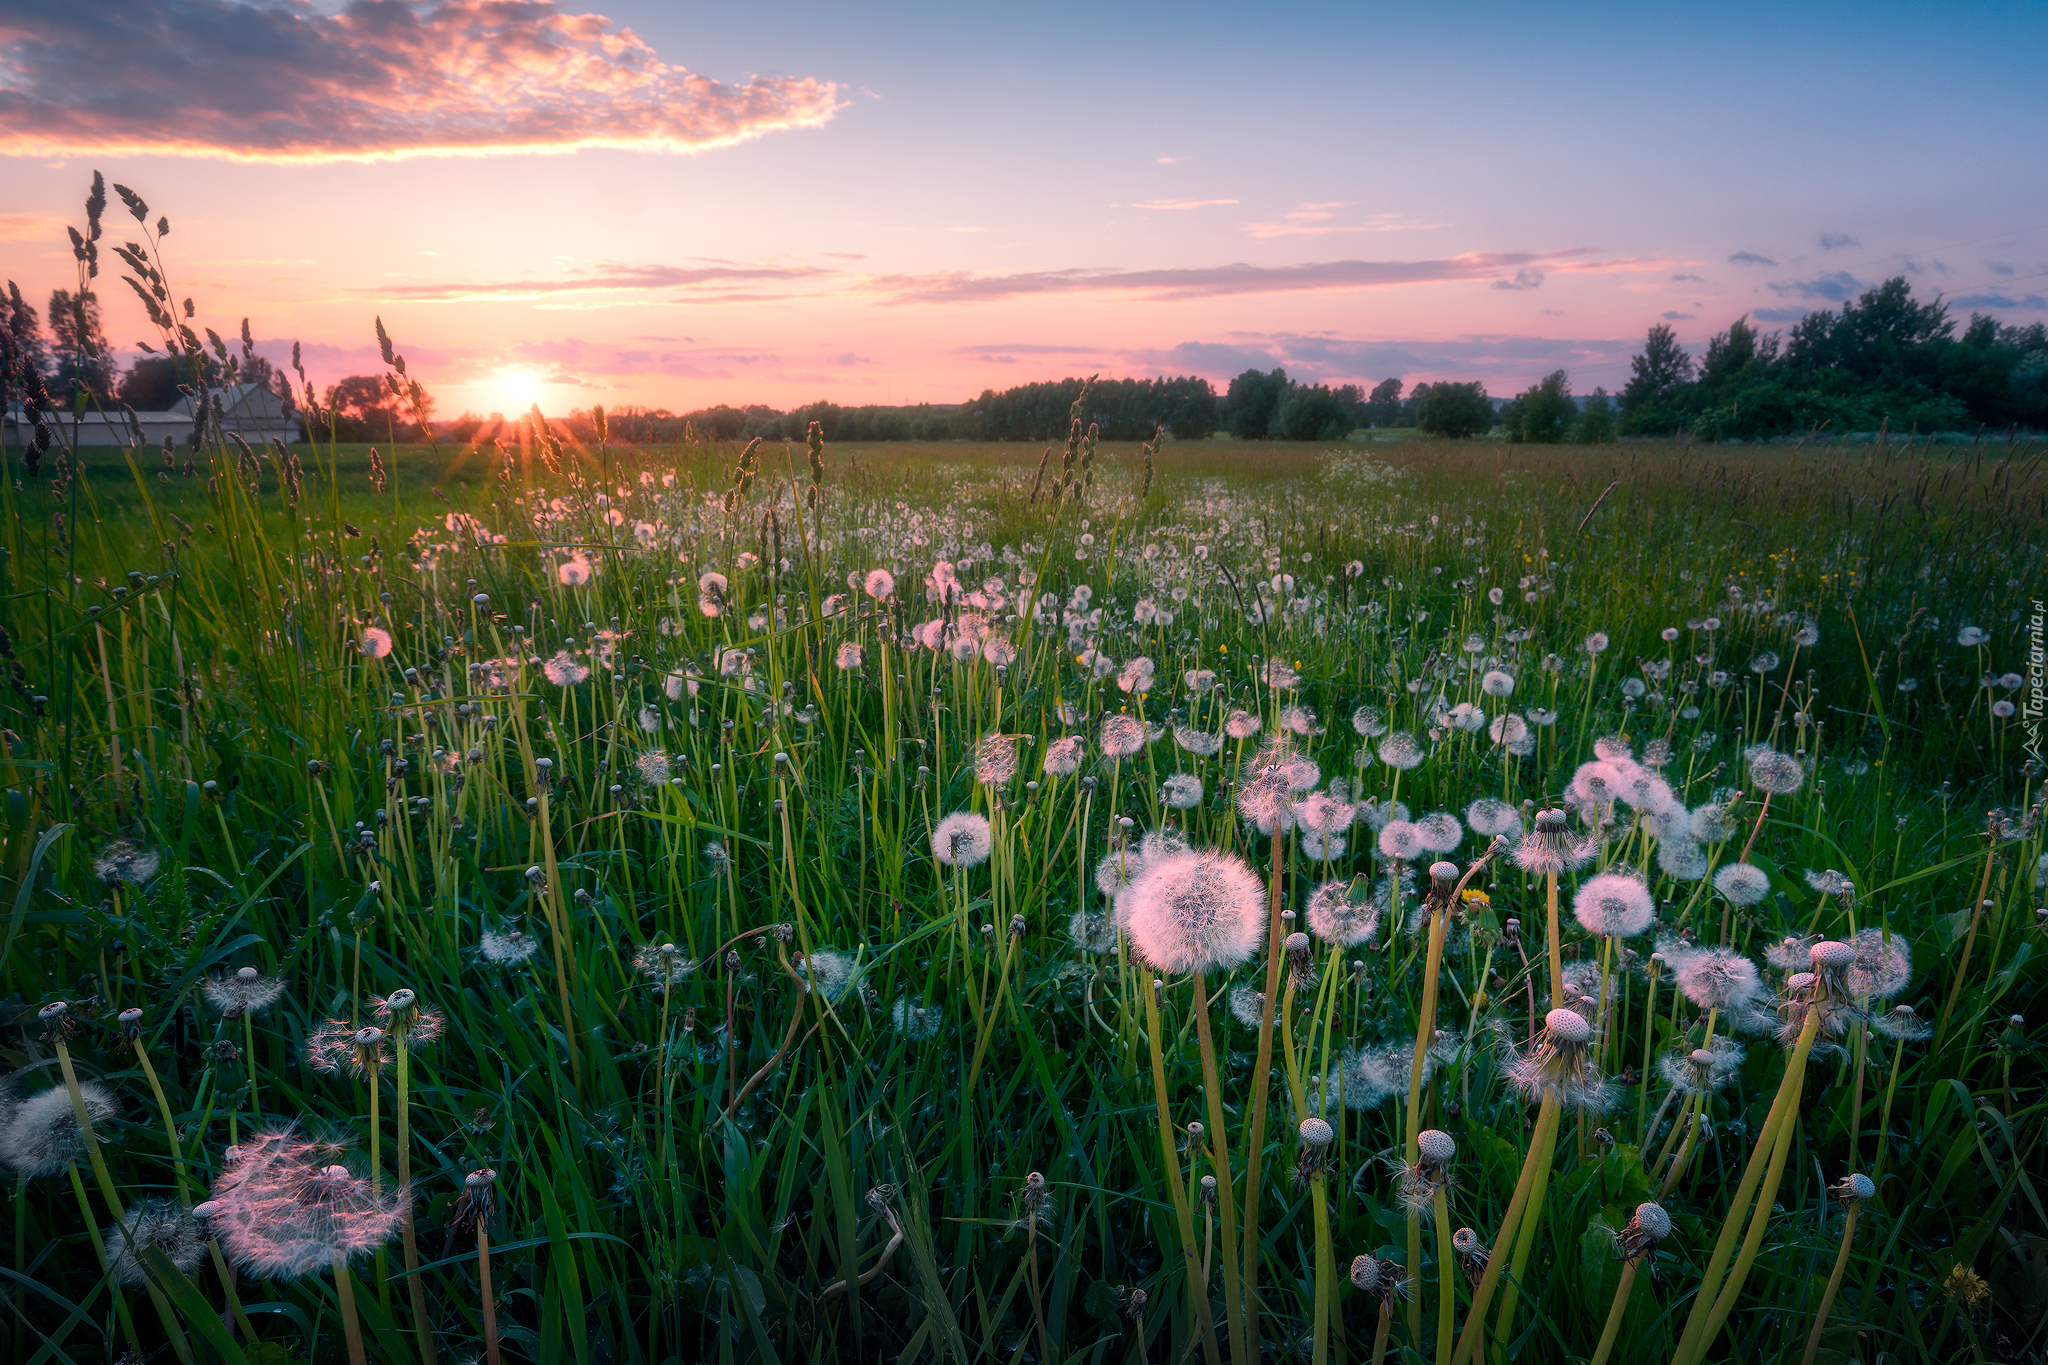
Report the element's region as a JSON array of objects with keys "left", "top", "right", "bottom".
[
  {"left": 864, "top": 568, "right": 896, "bottom": 599},
  {"left": 1572, "top": 872, "right": 1654, "bottom": 938},
  {"left": 1481, "top": 670, "right": 1515, "bottom": 697},
  {"left": 1465, "top": 798, "right": 1523, "bottom": 840},
  {"left": 1043, "top": 736, "right": 1085, "bottom": 776},
  {"left": 1162, "top": 773, "right": 1204, "bottom": 809},
  {"left": 1352, "top": 704, "right": 1388, "bottom": 737},
  {"left": 1378, "top": 821, "right": 1423, "bottom": 862},
  {"left": 1747, "top": 748, "right": 1806, "bottom": 795},
  {"left": 1100, "top": 714, "right": 1146, "bottom": 758},
  {"left": 834, "top": 642, "right": 863, "bottom": 670},
  {"left": 361, "top": 627, "right": 393, "bottom": 659},
  {"left": 1415, "top": 812, "right": 1464, "bottom": 853},
  {"left": 1123, "top": 848, "right": 1265, "bottom": 975},
  {"left": 1378, "top": 732, "right": 1425, "bottom": 771},
  {"left": 1713, "top": 862, "right": 1770, "bottom": 906},
  {"left": 931, "top": 811, "right": 992, "bottom": 868},
  {"left": 1306, "top": 879, "right": 1376, "bottom": 947}
]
